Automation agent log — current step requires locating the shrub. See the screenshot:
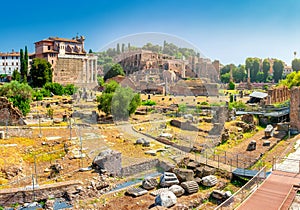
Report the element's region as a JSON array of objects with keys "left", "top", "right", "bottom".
[{"left": 142, "top": 100, "right": 156, "bottom": 106}]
